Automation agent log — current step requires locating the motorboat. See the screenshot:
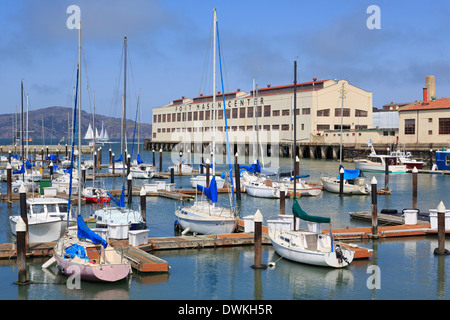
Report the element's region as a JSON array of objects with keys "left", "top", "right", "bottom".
[
  {"left": 390, "top": 149, "right": 424, "bottom": 169},
  {"left": 354, "top": 146, "right": 407, "bottom": 173},
  {"left": 9, "top": 195, "right": 75, "bottom": 243}
]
